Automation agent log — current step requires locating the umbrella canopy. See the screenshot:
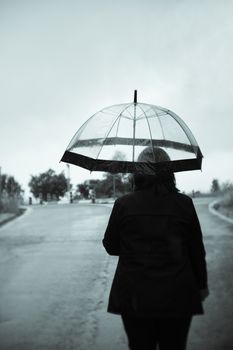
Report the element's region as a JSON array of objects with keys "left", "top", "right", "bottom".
[{"left": 61, "top": 91, "right": 203, "bottom": 174}]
